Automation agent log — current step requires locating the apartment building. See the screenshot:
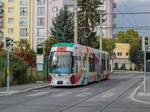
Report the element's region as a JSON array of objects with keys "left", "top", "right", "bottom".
[
  {"left": 0, "top": 0, "right": 3, "bottom": 42},
  {"left": 2, "top": 0, "right": 33, "bottom": 47},
  {"left": 1, "top": 0, "right": 116, "bottom": 50},
  {"left": 32, "top": 0, "right": 63, "bottom": 51}
]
